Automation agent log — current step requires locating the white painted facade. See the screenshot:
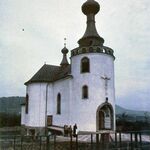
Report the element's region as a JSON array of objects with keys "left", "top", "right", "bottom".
[
  {"left": 21, "top": 52, "right": 115, "bottom": 132},
  {"left": 21, "top": 0, "right": 116, "bottom": 134},
  {"left": 70, "top": 53, "right": 115, "bottom": 131}
]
